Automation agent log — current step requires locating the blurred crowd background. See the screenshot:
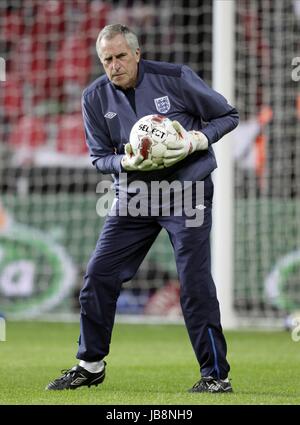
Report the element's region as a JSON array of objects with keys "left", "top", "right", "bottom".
[
  {"left": 0, "top": 0, "right": 211, "bottom": 166},
  {"left": 0, "top": 0, "right": 300, "bottom": 324}
]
